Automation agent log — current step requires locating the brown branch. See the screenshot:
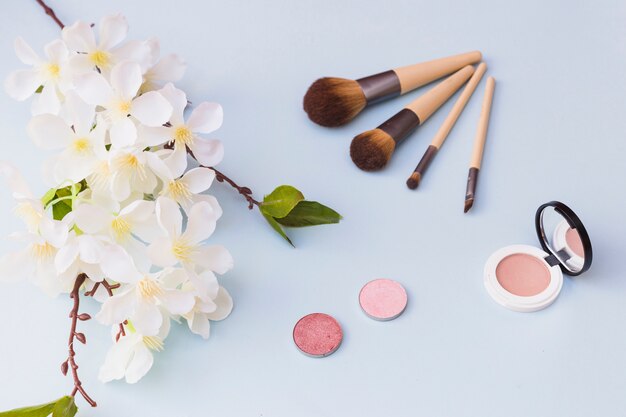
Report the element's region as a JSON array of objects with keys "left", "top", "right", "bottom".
[
  {"left": 62, "top": 274, "right": 97, "bottom": 407},
  {"left": 34, "top": 0, "right": 65, "bottom": 29},
  {"left": 209, "top": 167, "right": 261, "bottom": 210},
  {"left": 85, "top": 279, "right": 126, "bottom": 341}
]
